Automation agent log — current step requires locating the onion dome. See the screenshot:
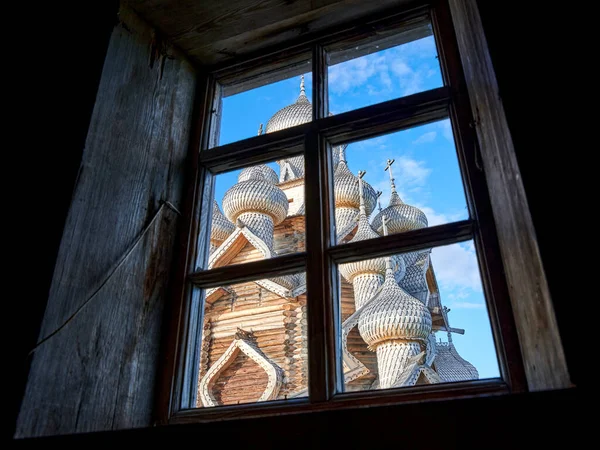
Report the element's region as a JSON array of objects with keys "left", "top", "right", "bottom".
[
  {"left": 222, "top": 164, "right": 289, "bottom": 250},
  {"left": 265, "top": 75, "right": 312, "bottom": 133},
  {"left": 357, "top": 253, "right": 432, "bottom": 388},
  {"left": 223, "top": 165, "right": 288, "bottom": 225},
  {"left": 277, "top": 155, "right": 305, "bottom": 182},
  {"left": 238, "top": 165, "right": 279, "bottom": 185},
  {"left": 339, "top": 173, "right": 386, "bottom": 278},
  {"left": 371, "top": 158, "right": 428, "bottom": 235},
  {"left": 358, "top": 258, "right": 432, "bottom": 347},
  {"left": 265, "top": 76, "right": 311, "bottom": 182},
  {"left": 339, "top": 173, "right": 387, "bottom": 308},
  {"left": 210, "top": 200, "right": 235, "bottom": 252},
  {"left": 399, "top": 250, "right": 431, "bottom": 303},
  {"left": 334, "top": 153, "right": 377, "bottom": 233}
]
